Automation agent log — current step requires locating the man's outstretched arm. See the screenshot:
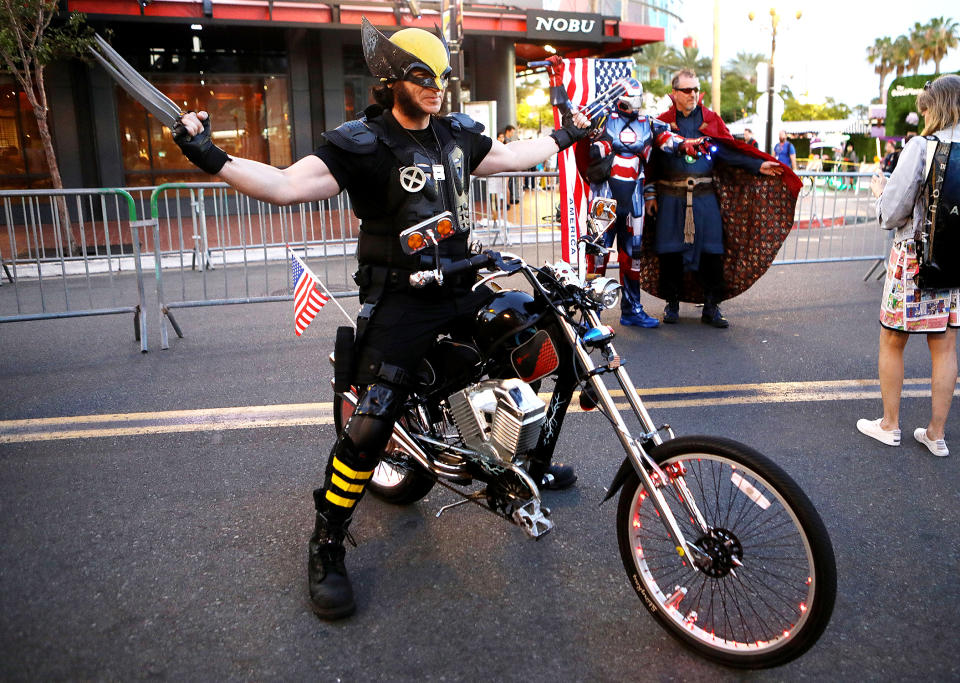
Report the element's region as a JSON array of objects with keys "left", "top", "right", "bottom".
[
  {"left": 175, "top": 111, "right": 341, "bottom": 205},
  {"left": 474, "top": 111, "right": 591, "bottom": 177}
]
